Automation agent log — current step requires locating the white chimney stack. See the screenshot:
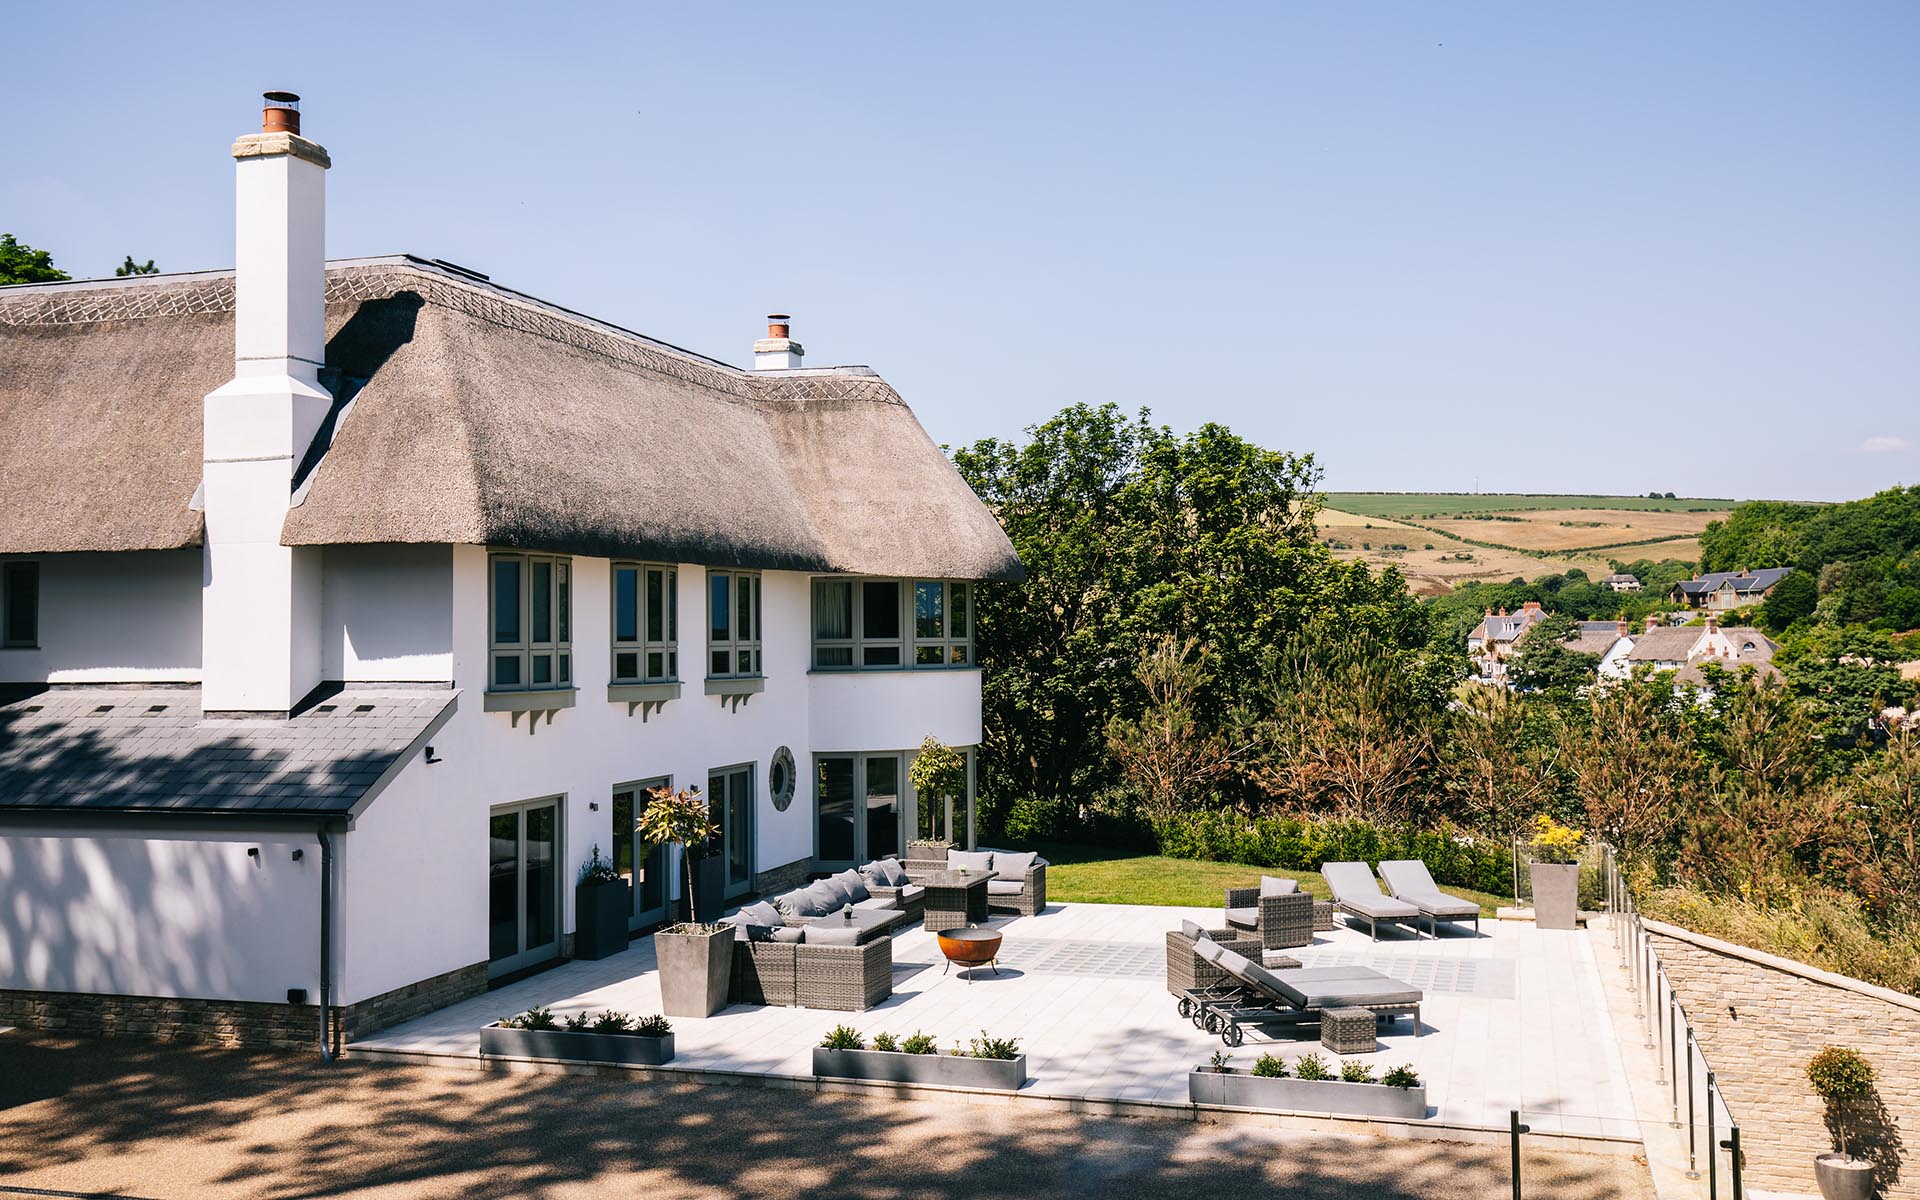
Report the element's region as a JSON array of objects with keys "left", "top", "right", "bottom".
[
  {"left": 753, "top": 314, "right": 804, "bottom": 370},
  {"left": 200, "top": 91, "right": 333, "bottom": 714}
]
